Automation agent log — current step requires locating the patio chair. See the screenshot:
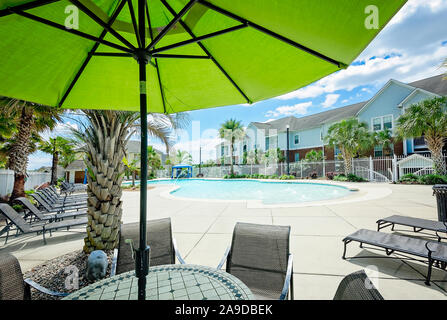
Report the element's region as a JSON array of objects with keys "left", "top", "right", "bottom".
[
  {"left": 0, "top": 203, "right": 87, "bottom": 245},
  {"left": 0, "top": 253, "right": 67, "bottom": 299},
  {"left": 343, "top": 229, "right": 447, "bottom": 285},
  {"left": 333, "top": 270, "right": 384, "bottom": 300},
  {"left": 31, "top": 193, "right": 86, "bottom": 213},
  {"left": 217, "top": 222, "right": 294, "bottom": 300},
  {"left": 40, "top": 188, "right": 86, "bottom": 205},
  {"left": 14, "top": 197, "right": 86, "bottom": 222},
  {"left": 377, "top": 215, "right": 447, "bottom": 241},
  {"left": 37, "top": 189, "right": 87, "bottom": 207},
  {"left": 111, "top": 218, "right": 185, "bottom": 276}
]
